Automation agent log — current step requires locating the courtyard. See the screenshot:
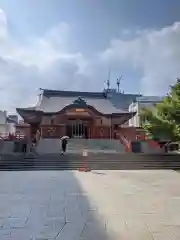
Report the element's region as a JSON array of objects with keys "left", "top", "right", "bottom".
[{"left": 0, "top": 170, "right": 180, "bottom": 239}]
